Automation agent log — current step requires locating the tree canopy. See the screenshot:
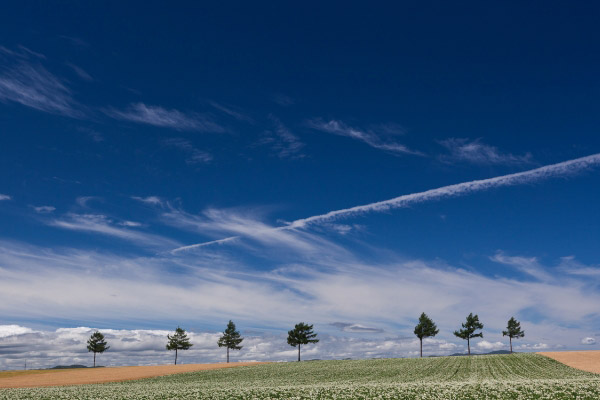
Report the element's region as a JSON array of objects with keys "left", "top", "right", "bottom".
[
  {"left": 287, "top": 322, "right": 319, "bottom": 361},
  {"left": 87, "top": 331, "right": 110, "bottom": 367},
  {"left": 414, "top": 312, "right": 439, "bottom": 357},
  {"left": 453, "top": 313, "right": 483, "bottom": 355},
  {"left": 217, "top": 320, "right": 244, "bottom": 363},
  {"left": 502, "top": 317, "right": 525, "bottom": 353},
  {"left": 166, "top": 326, "right": 193, "bottom": 365}
]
